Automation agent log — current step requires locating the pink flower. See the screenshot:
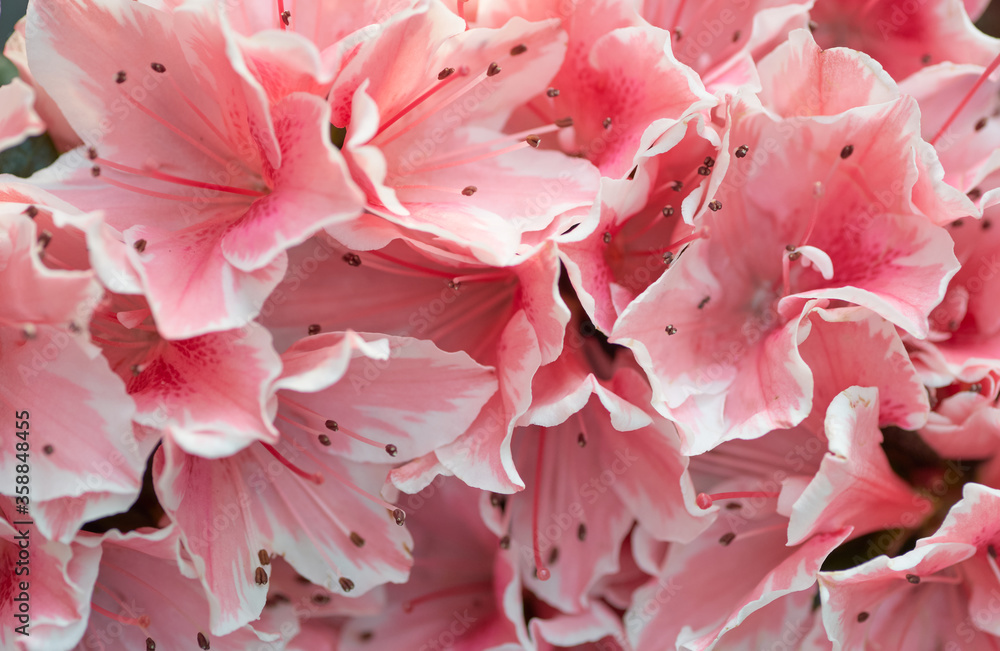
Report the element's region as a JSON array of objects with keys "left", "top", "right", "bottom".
[{"left": 27, "top": 0, "right": 364, "bottom": 338}]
